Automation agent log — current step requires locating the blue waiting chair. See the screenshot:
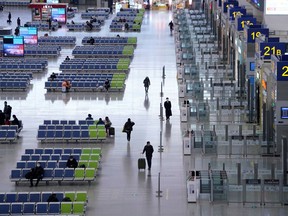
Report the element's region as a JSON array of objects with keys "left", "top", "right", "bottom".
[
  {"left": 36, "top": 202, "right": 48, "bottom": 214},
  {"left": 29, "top": 192, "right": 41, "bottom": 203},
  {"left": 11, "top": 203, "right": 22, "bottom": 214},
  {"left": 0, "top": 203, "right": 10, "bottom": 215},
  {"left": 17, "top": 192, "right": 28, "bottom": 203},
  {"left": 10, "top": 169, "right": 21, "bottom": 182},
  {"left": 35, "top": 149, "right": 44, "bottom": 155},
  {"left": 23, "top": 202, "right": 35, "bottom": 214},
  {"left": 48, "top": 202, "right": 60, "bottom": 214},
  {"left": 6, "top": 192, "right": 17, "bottom": 202},
  {"left": 42, "top": 168, "right": 53, "bottom": 182},
  {"left": 54, "top": 168, "right": 64, "bottom": 181},
  {"left": 41, "top": 192, "right": 52, "bottom": 202},
  {"left": 63, "top": 168, "right": 74, "bottom": 181}
]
